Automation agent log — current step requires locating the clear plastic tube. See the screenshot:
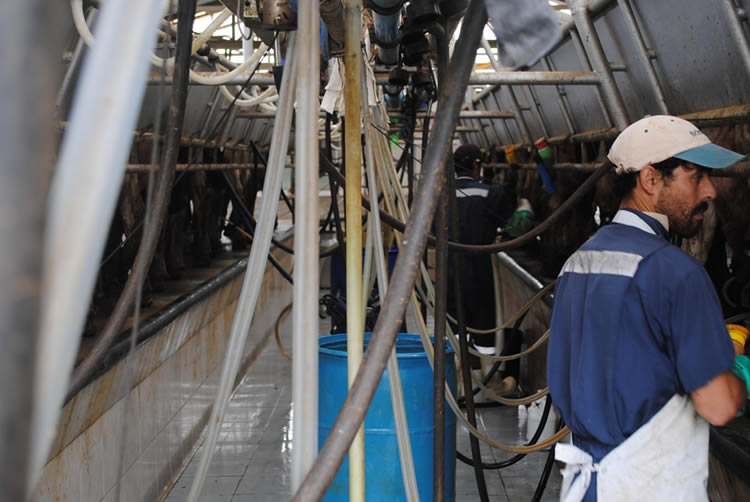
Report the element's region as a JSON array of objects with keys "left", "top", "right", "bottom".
[
  {"left": 185, "top": 31, "right": 299, "bottom": 502},
  {"left": 363, "top": 105, "right": 421, "bottom": 502},
  {"left": 32, "top": 0, "right": 169, "bottom": 492}
]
